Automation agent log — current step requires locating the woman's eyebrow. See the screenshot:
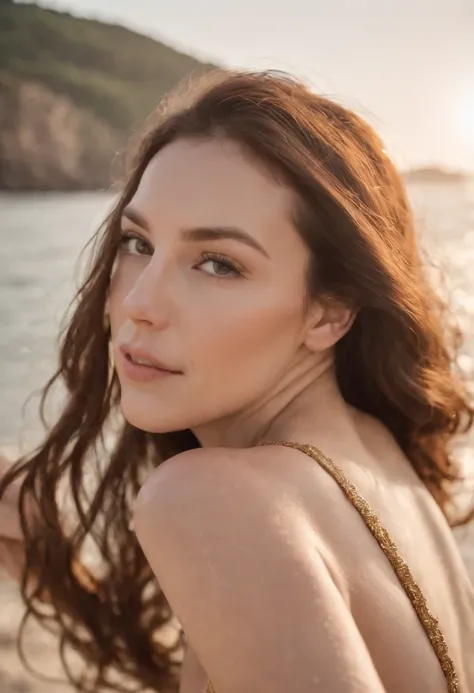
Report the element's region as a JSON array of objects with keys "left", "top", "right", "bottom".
[
  {"left": 122, "top": 205, "right": 270, "bottom": 258},
  {"left": 122, "top": 206, "right": 150, "bottom": 230},
  {"left": 181, "top": 226, "right": 270, "bottom": 258}
]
